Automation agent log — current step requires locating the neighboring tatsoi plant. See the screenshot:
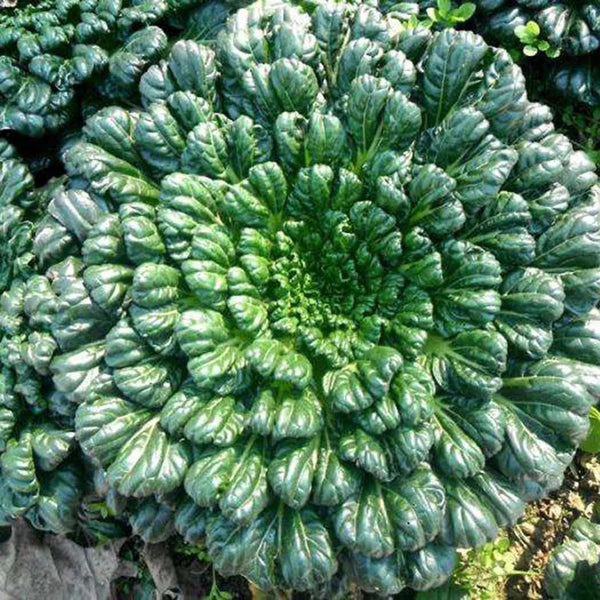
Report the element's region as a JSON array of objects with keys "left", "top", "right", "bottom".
[
  {"left": 544, "top": 517, "right": 600, "bottom": 599},
  {"left": 0, "top": 140, "right": 127, "bottom": 543},
  {"left": 2, "top": 0, "right": 600, "bottom": 595},
  {"left": 473, "top": 1, "right": 600, "bottom": 106},
  {"left": 0, "top": 0, "right": 243, "bottom": 141}
]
